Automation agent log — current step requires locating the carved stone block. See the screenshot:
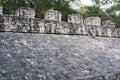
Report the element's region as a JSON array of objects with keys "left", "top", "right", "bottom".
[
  {"left": 84, "top": 17, "right": 101, "bottom": 26},
  {"left": 44, "top": 20, "right": 58, "bottom": 33},
  {"left": 3, "top": 15, "right": 11, "bottom": 31},
  {"left": 0, "top": 15, "right": 4, "bottom": 31},
  {"left": 0, "top": 5, "right": 3, "bottom": 15},
  {"left": 86, "top": 25, "right": 97, "bottom": 36},
  {"left": 111, "top": 28, "right": 118, "bottom": 37},
  {"left": 102, "top": 20, "right": 115, "bottom": 27},
  {"left": 37, "top": 20, "right": 45, "bottom": 33},
  {"left": 15, "top": 7, "right": 35, "bottom": 18},
  {"left": 106, "top": 28, "right": 112, "bottom": 37},
  {"left": 29, "top": 18, "right": 39, "bottom": 33},
  {"left": 68, "top": 14, "right": 83, "bottom": 24},
  {"left": 56, "top": 21, "right": 70, "bottom": 34},
  {"left": 44, "top": 10, "right": 62, "bottom": 21}
]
